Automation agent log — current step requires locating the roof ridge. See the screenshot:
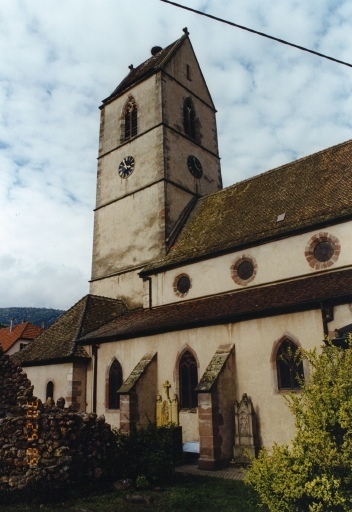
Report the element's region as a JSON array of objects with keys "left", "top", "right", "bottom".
[
  {"left": 88, "top": 293, "right": 130, "bottom": 306},
  {"left": 75, "top": 295, "right": 91, "bottom": 342},
  {"left": 236, "top": 138, "right": 352, "bottom": 190},
  {"left": 154, "top": 30, "right": 188, "bottom": 68},
  {"left": 195, "top": 138, "right": 352, "bottom": 205},
  {"left": 22, "top": 324, "right": 43, "bottom": 337},
  {"left": 13, "top": 322, "right": 27, "bottom": 338},
  {"left": 103, "top": 29, "right": 189, "bottom": 103},
  {"left": 76, "top": 294, "right": 128, "bottom": 340}
]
